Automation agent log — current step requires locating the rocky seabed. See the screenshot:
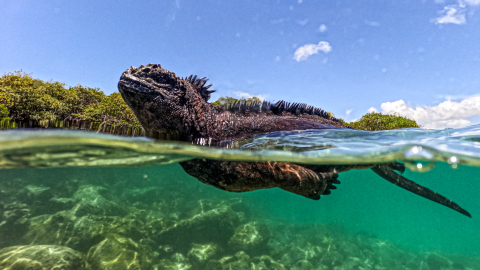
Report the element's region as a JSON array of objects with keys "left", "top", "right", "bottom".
[{"left": 0, "top": 168, "right": 478, "bottom": 270}]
